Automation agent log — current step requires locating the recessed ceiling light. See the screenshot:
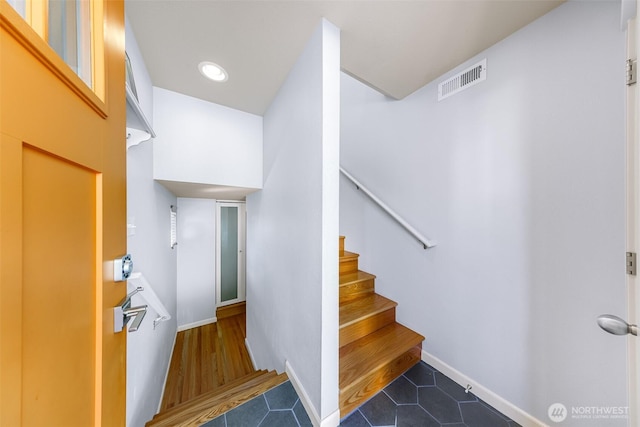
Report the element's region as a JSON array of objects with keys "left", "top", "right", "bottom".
[{"left": 198, "top": 61, "right": 228, "bottom": 82}]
